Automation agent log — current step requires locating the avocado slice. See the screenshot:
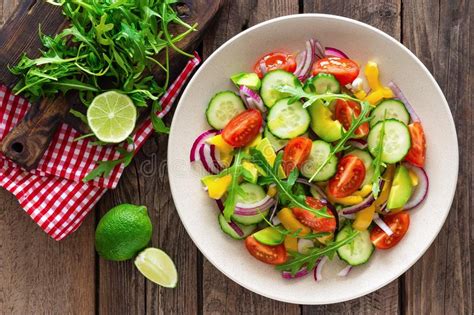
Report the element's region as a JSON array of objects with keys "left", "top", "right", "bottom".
[
  {"left": 387, "top": 165, "right": 413, "bottom": 210},
  {"left": 241, "top": 161, "right": 259, "bottom": 184},
  {"left": 308, "top": 100, "right": 343, "bottom": 142},
  {"left": 255, "top": 138, "right": 286, "bottom": 178},
  {"left": 253, "top": 226, "right": 285, "bottom": 246}
]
